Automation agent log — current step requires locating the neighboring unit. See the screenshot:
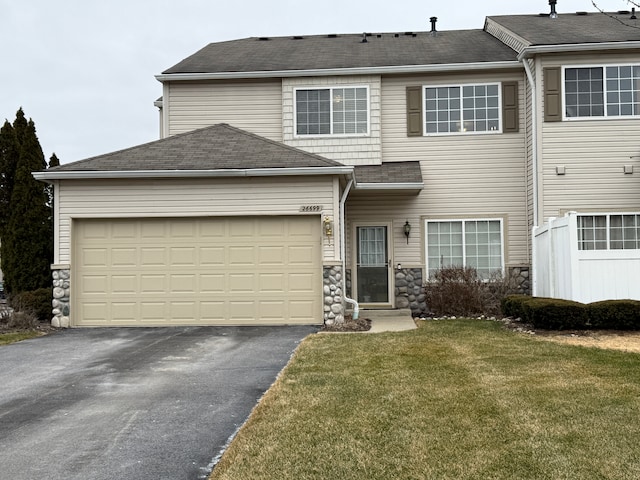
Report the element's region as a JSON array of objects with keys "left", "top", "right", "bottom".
[{"left": 35, "top": 5, "right": 640, "bottom": 327}]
